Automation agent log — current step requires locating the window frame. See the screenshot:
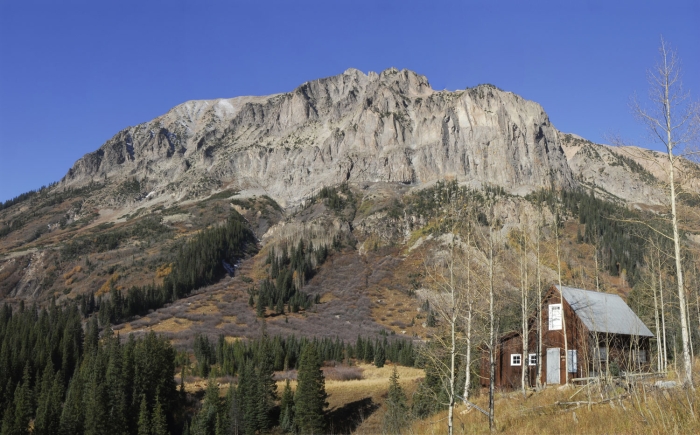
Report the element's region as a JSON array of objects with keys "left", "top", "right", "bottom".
[
  {"left": 598, "top": 346, "right": 608, "bottom": 361},
  {"left": 549, "top": 303, "right": 563, "bottom": 330},
  {"left": 528, "top": 353, "right": 537, "bottom": 366},
  {"left": 510, "top": 354, "right": 522, "bottom": 366}
]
